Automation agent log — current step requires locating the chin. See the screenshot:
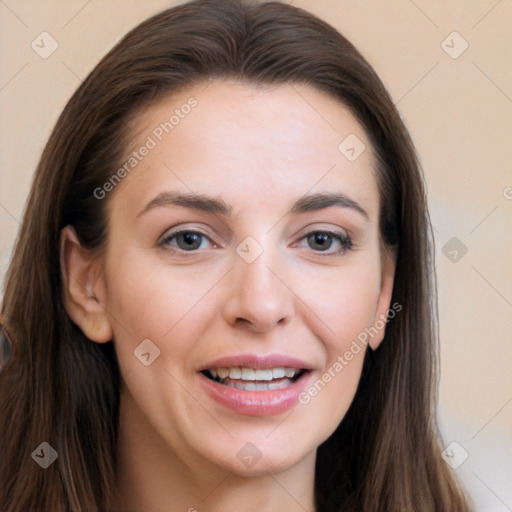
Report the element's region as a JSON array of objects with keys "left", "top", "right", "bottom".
[{"left": 205, "top": 434, "right": 316, "bottom": 477}]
